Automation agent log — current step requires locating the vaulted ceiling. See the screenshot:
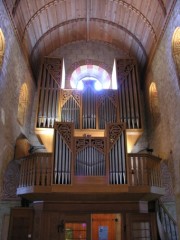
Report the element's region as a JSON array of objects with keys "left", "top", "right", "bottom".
[{"left": 3, "top": 0, "right": 176, "bottom": 79}]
